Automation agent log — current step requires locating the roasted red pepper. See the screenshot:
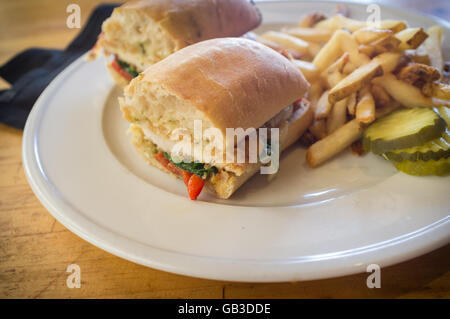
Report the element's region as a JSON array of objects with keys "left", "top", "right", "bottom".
[
  {"left": 111, "top": 58, "right": 134, "bottom": 81},
  {"left": 187, "top": 174, "right": 205, "bottom": 200},
  {"left": 153, "top": 153, "right": 204, "bottom": 200}
]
